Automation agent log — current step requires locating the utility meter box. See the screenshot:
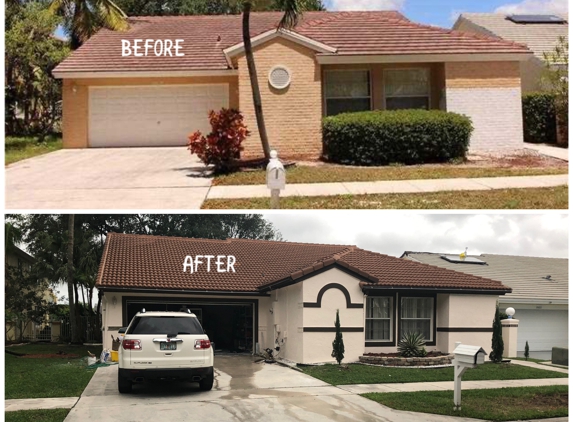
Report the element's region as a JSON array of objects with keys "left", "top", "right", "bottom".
[
  {"left": 266, "top": 150, "right": 286, "bottom": 190},
  {"left": 453, "top": 344, "right": 487, "bottom": 366}
]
